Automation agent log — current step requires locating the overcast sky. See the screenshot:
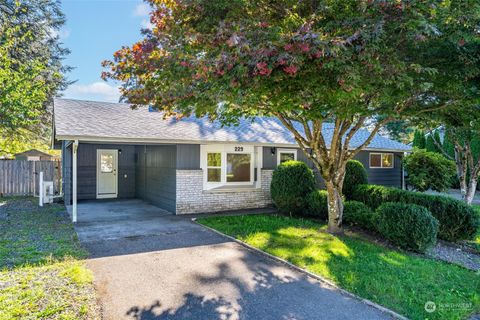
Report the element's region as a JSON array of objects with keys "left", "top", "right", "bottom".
[{"left": 60, "top": 0, "right": 152, "bottom": 102}]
